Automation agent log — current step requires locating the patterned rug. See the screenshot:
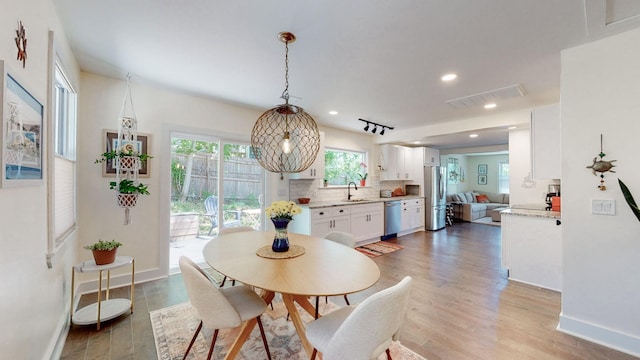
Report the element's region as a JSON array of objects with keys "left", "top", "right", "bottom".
[
  {"left": 151, "top": 298, "right": 426, "bottom": 360},
  {"left": 356, "top": 241, "right": 404, "bottom": 258}
]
